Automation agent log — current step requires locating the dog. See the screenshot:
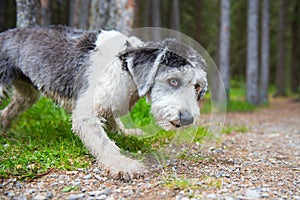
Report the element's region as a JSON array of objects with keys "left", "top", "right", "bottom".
[{"left": 0, "top": 25, "right": 208, "bottom": 180}]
